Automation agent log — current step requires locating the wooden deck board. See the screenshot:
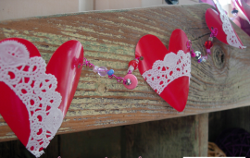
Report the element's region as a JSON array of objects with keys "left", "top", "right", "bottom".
[{"left": 0, "top": 4, "right": 250, "bottom": 141}]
